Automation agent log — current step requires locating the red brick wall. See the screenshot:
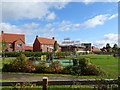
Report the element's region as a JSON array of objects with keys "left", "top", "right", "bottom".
[
  {"left": 7, "top": 42, "right": 14, "bottom": 51},
  {"left": 14, "top": 39, "right": 25, "bottom": 52},
  {"left": 33, "top": 38, "right": 41, "bottom": 52},
  {"left": 41, "top": 44, "right": 53, "bottom": 52}
]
